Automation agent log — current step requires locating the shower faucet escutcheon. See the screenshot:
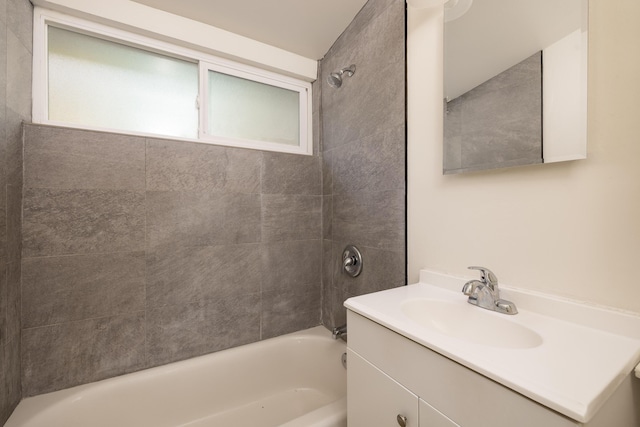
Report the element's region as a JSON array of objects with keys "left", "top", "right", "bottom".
[{"left": 462, "top": 266, "right": 518, "bottom": 315}]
